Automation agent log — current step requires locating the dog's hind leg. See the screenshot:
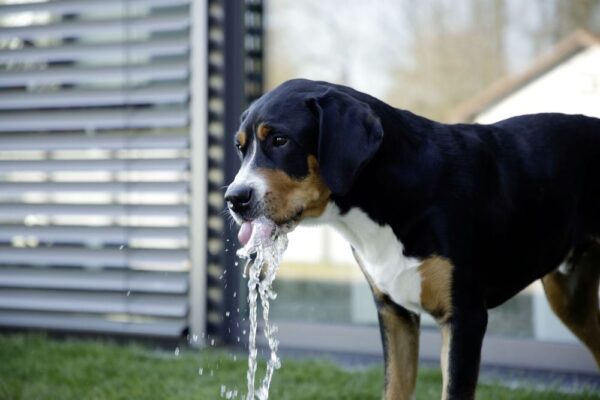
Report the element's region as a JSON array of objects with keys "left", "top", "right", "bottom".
[{"left": 542, "top": 241, "right": 600, "bottom": 368}]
